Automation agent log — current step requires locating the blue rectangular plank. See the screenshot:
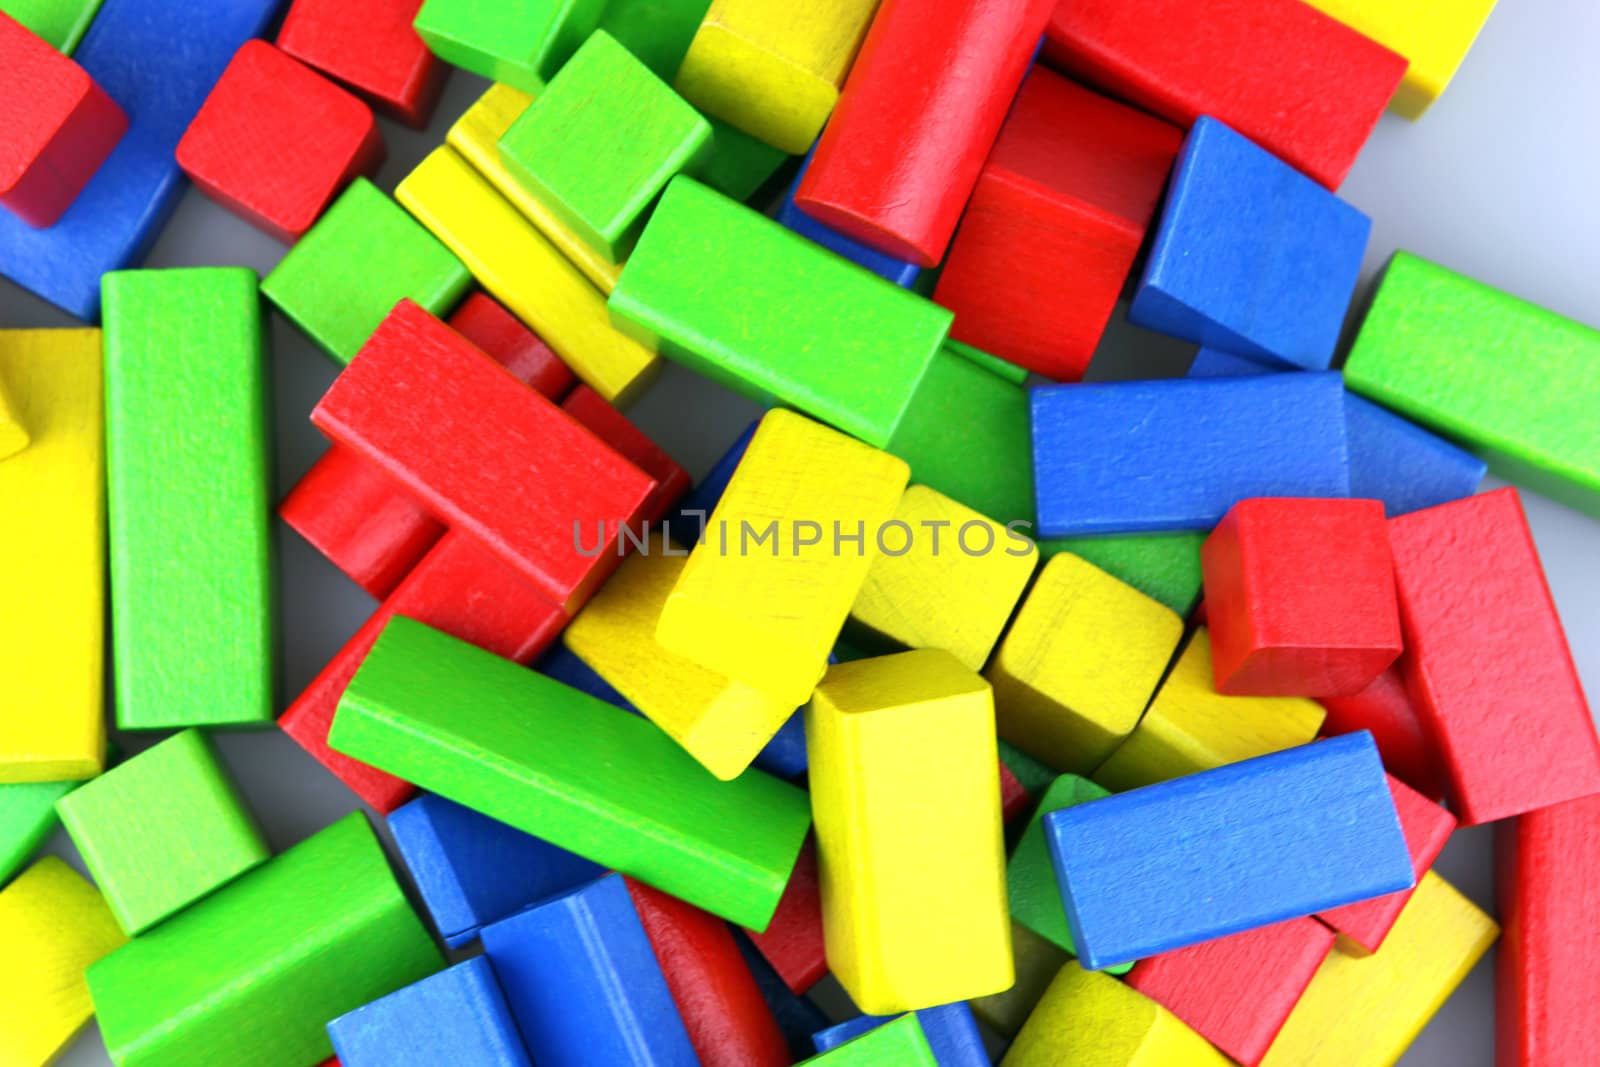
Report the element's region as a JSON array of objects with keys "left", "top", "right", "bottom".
[
  {"left": 778, "top": 152, "right": 921, "bottom": 289},
  {"left": 328, "top": 957, "right": 531, "bottom": 1067},
  {"left": 813, "top": 1003, "right": 990, "bottom": 1066}
]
